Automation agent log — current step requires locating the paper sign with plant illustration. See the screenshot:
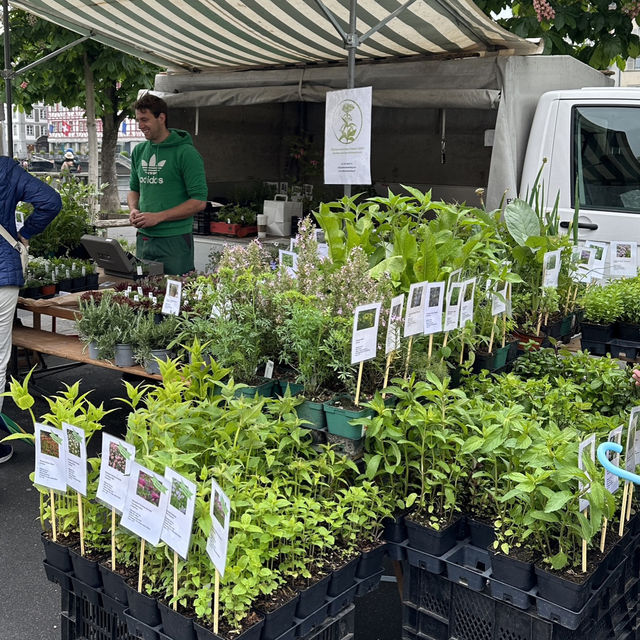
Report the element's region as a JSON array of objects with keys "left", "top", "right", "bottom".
[
  {"left": 605, "top": 426, "right": 623, "bottom": 495},
  {"left": 161, "top": 468, "right": 197, "bottom": 560},
  {"left": 404, "top": 281, "right": 428, "bottom": 337},
  {"left": 385, "top": 294, "right": 405, "bottom": 355},
  {"left": 206, "top": 479, "right": 231, "bottom": 577},
  {"left": 491, "top": 281, "right": 509, "bottom": 316},
  {"left": 611, "top": 241, "right": 637, "bottom": 278},
  {"left": 96, "top": 434, "right": 136, "bottom": 513},
  {"left": 351, "top": 302, "right": 381, "bottom": 364},
  {"left": 542, "top": 249, "right": 562, "bottom": 288},
  {"left": 459, "top": 278, "right": 477, "bottom": 326},
  {"left": 63, "top": 422, "right": 87, "bottom": 496},
  {"left": 572, "top": 246, "right": 595, "bottom": 284},
  {"left": 444, "top": 282, "right": 463, "bottom": 332},
  {"left": 279, "top": 250, "right": 298, "bottom": 277},
  {"left": 578, "top": 434, "right": 596, "bottom": 513},
  {"left": 34, "top": 423, "right": 67, "bottom": 492},
  {"left": 585, "top": 241, "right": 608, "bottom": 280},
  {"left": 120, "top": 462, "right": 171, "bottom": 547},
  {"left": 423, "top": 282, "right": 445, "bottom": 335},
  {"left": 162, "top": 279, "right": 182, "bottom": 316}
]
